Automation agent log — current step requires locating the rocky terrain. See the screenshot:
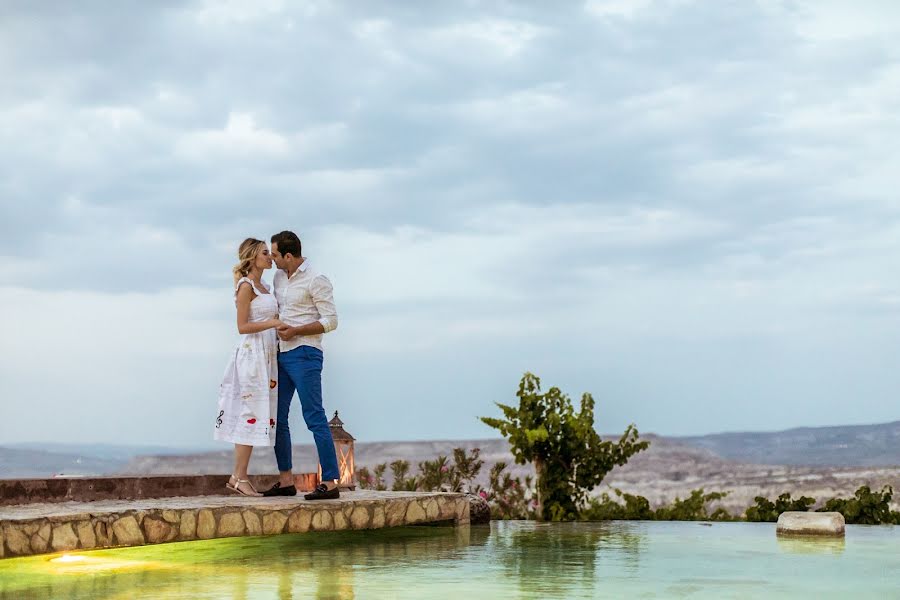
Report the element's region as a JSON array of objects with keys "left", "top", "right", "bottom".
[
  {"left": 4, "top": 422, "right": 898, "bottom": 515},
  {"left": 114, "top": 435, "right": 899, "bottom": 516}
]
